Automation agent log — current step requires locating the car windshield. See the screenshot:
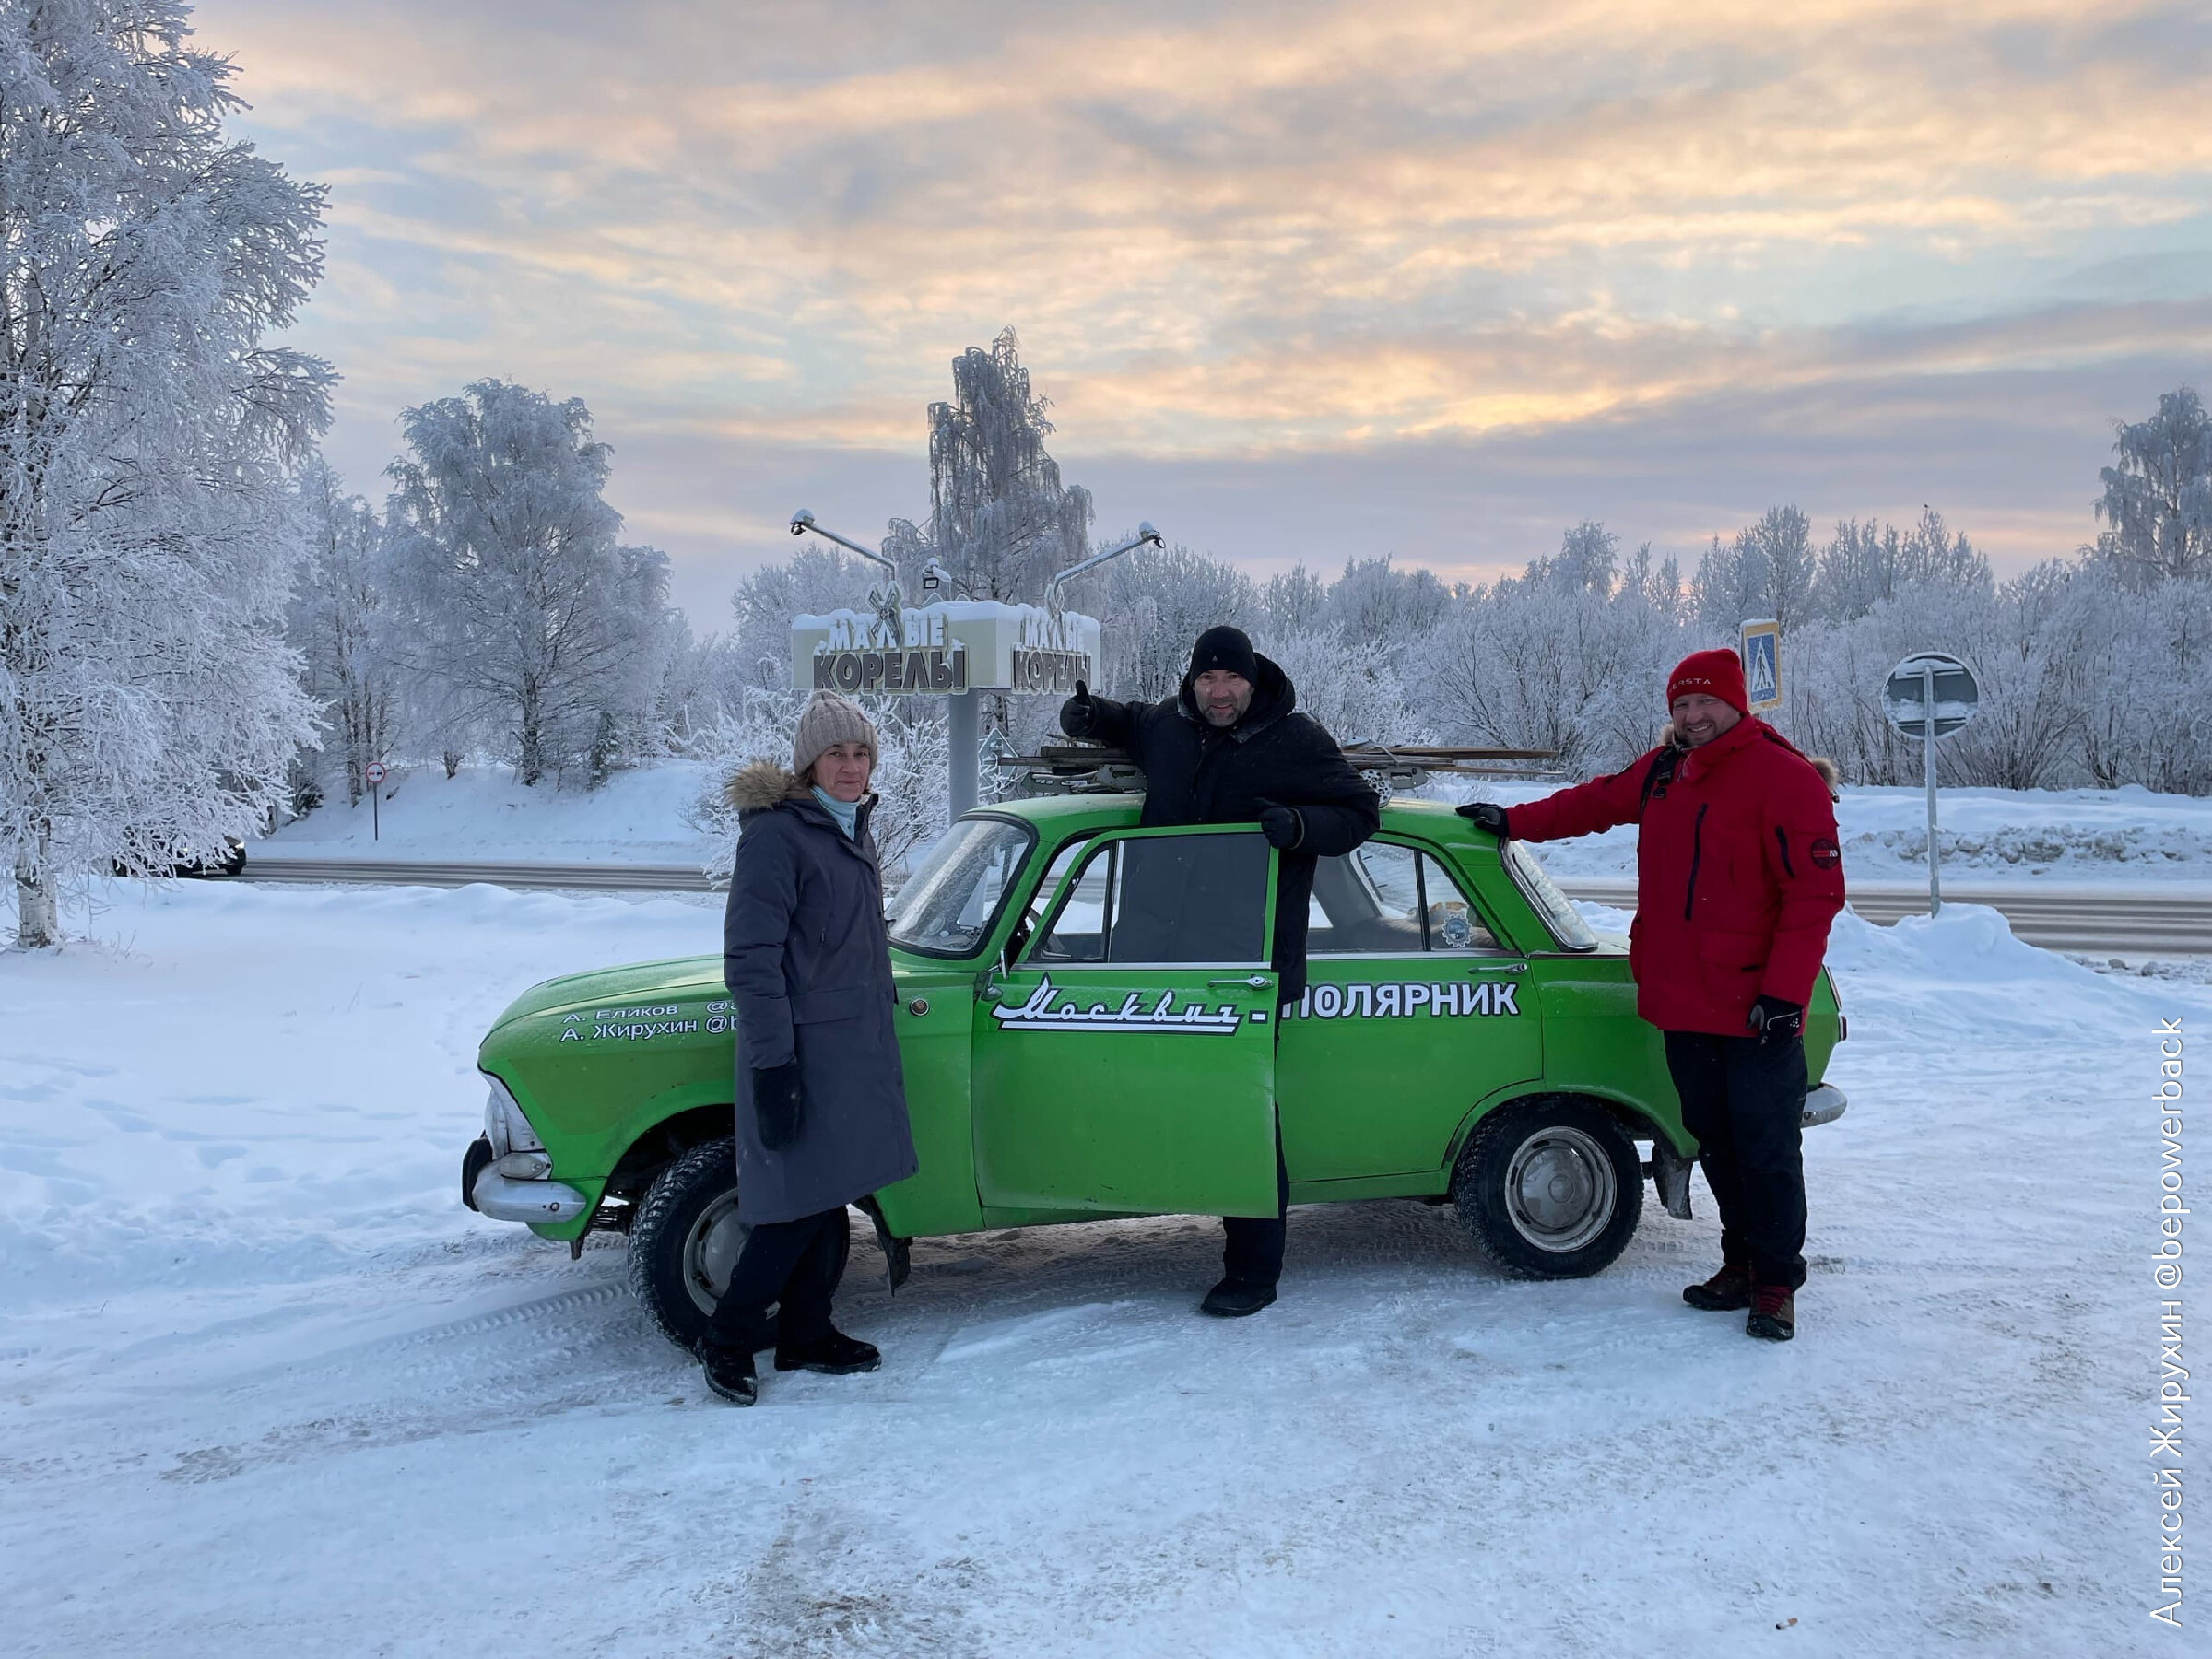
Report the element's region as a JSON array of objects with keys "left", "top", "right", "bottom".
[
  {"left": 1502, "top": 840, "right": 1599, "bottom": 951},
  {"left": 885, "top": 817, "right": 1034, "bottom": 958}
]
